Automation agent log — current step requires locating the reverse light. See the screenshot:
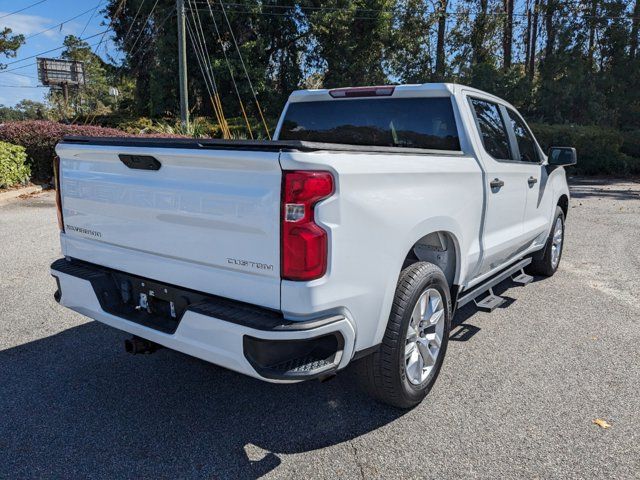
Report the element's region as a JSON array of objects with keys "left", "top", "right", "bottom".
[
  {"left": 53, "top": 156, "right": 64, "bottom": 232},
  {"left": 281, "top": 171, "right": 334, "bottom": 281}
]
